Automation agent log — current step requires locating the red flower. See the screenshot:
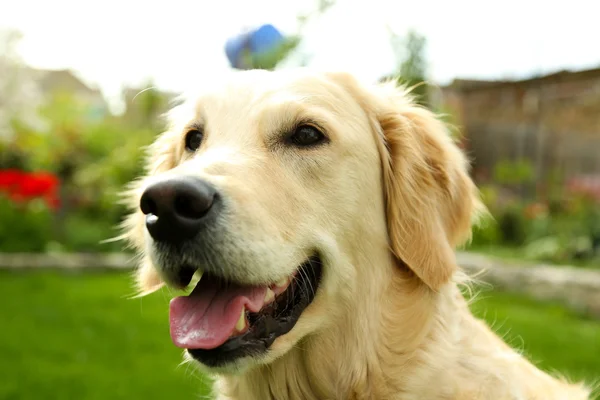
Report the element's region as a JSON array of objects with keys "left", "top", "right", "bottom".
[
  {"left": 0, "top": 169, "right": 25, "bottom": 190},
  {"left": 0, "top": 169, "right": 61, "bottom": 210},
  {"left": 18, "top": 173, "right": 59, "bottom": 198},
  {"left": 566, "top": 175, "right": 600, "bottom": 202}
]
